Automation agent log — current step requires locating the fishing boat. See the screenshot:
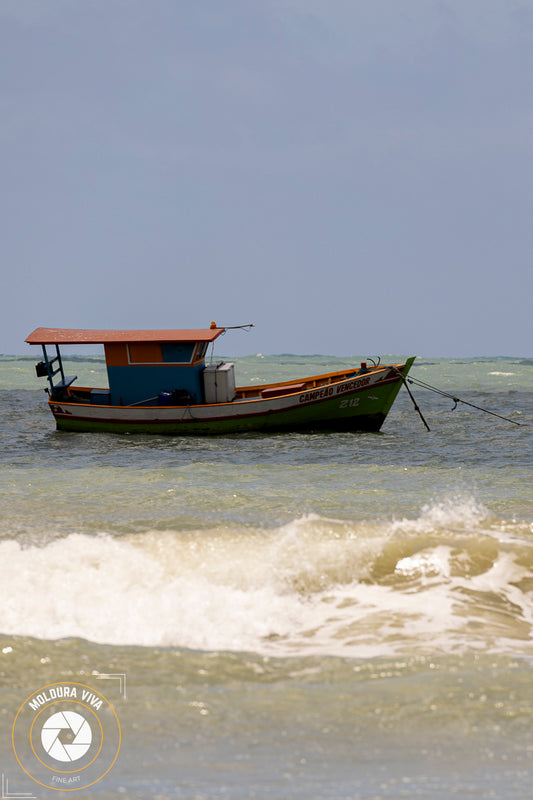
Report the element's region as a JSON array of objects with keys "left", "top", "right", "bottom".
[{"left": 25, "top": 325, "right": 415, "bottom": 435}]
